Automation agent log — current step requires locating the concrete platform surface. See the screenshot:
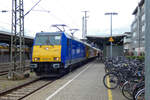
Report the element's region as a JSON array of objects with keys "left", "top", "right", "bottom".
[{"left": 23, "top": 60, "right": 127, "bottom": 100}]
